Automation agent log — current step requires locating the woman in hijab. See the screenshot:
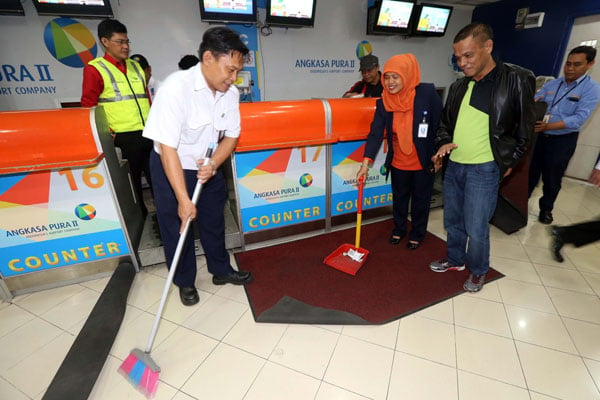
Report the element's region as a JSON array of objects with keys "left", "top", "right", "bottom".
[{"left": 357, "top": 54, "right": 443, "bottom": 250}]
